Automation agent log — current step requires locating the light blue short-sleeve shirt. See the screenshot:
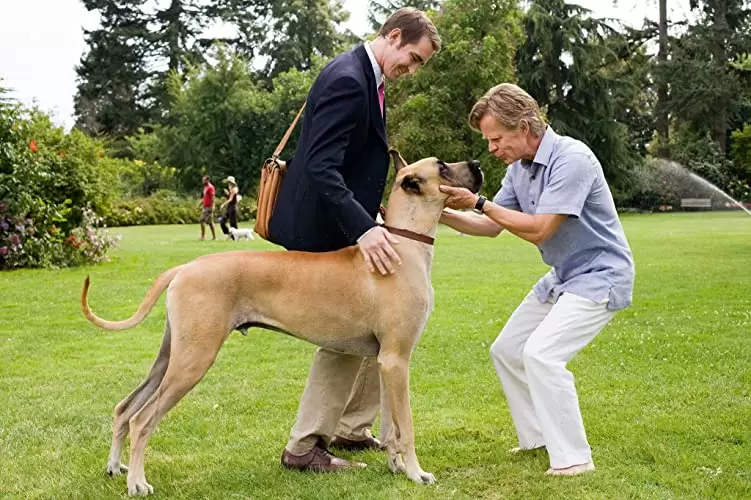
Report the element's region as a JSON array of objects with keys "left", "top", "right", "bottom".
[{"left": 493, "top": 127, "right": 635, "bottom": 310}]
